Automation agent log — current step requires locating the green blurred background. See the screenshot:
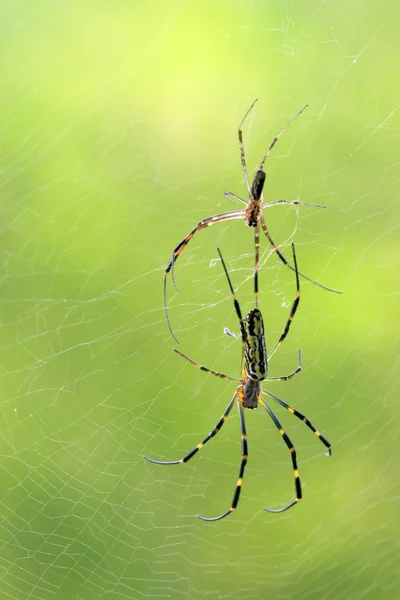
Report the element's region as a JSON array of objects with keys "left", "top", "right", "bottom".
[{"left": 1, "top": 1, "right": 399, "bottom": 599}]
